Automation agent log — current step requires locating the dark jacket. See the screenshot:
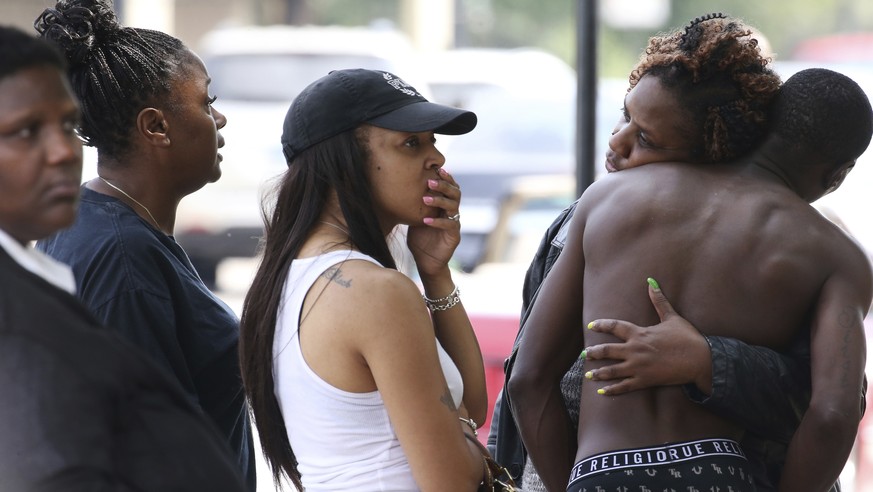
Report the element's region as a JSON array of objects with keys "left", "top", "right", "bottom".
[
  {"left": 0, "top": 247, "right": 248, "bottom": 492},
  {"left": 37, "top": 188, "right": 255, "bottom": 490},
  {"left": 487, "top": 199, "right": 852, "bottom": 492}
]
